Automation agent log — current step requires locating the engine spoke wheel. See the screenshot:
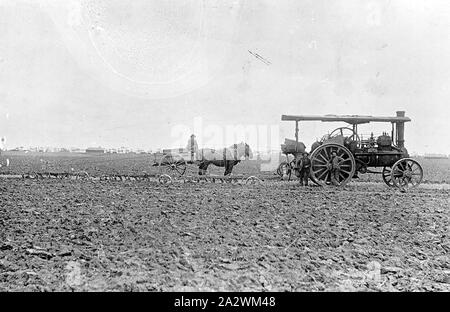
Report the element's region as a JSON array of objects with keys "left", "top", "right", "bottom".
[
  {"left": 382, "top": 167, "right": 395, "bottom": 187},
  {"left": 390, "top": 158, "right": 423, "bottom": 189},
  {"left": 310, "top": 143, "right": 355, "bottom": 187},
  {"left": 328, "top": 127, "right": 361, "bottom": 146},
  {"left": 159, "top": 154, "right": 187, "bottom": 176}
]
